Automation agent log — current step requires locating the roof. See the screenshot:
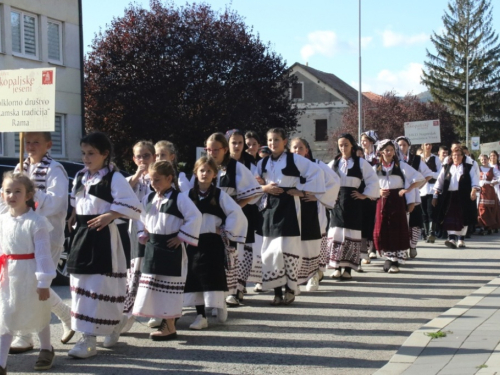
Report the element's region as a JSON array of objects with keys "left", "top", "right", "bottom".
[
  {"left": 291, "top": 62, "right": 362, "bottom": 104},
  {"left": 362, "top": 91, "right": 383, "bottom": 102}
]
